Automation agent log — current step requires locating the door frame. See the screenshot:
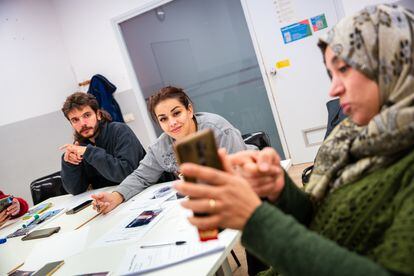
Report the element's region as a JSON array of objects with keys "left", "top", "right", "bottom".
[
  {"left": 240, "top": 0, "right": 291, "bottom": 158},
  {"left": 112, "top": 0, "right": 176, "bottom": 145},
  {"left": 112, "top": 0, "right": 290, "bottom": 158}
]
